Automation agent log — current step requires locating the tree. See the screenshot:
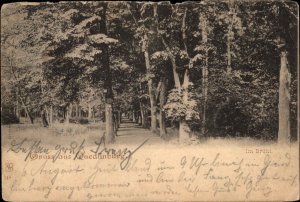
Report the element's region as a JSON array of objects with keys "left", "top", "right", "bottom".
[
  {"left": 126, "top": 2, "right": 159, "bottom": 132},
  {"left": 153, "top": 3, "right": 201, "bottom": 142},
  {"left": 278, "top": 51, "right": 291, "bottom": 144},
  {"left": 275, "top": 1, "right": 297, "bottom": 144},
  {"left": 97, "top": 2, "right": 114, "bottom": 143},
  {"left": 1, "top": 3, "right": 52, "bottom": 124}
]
